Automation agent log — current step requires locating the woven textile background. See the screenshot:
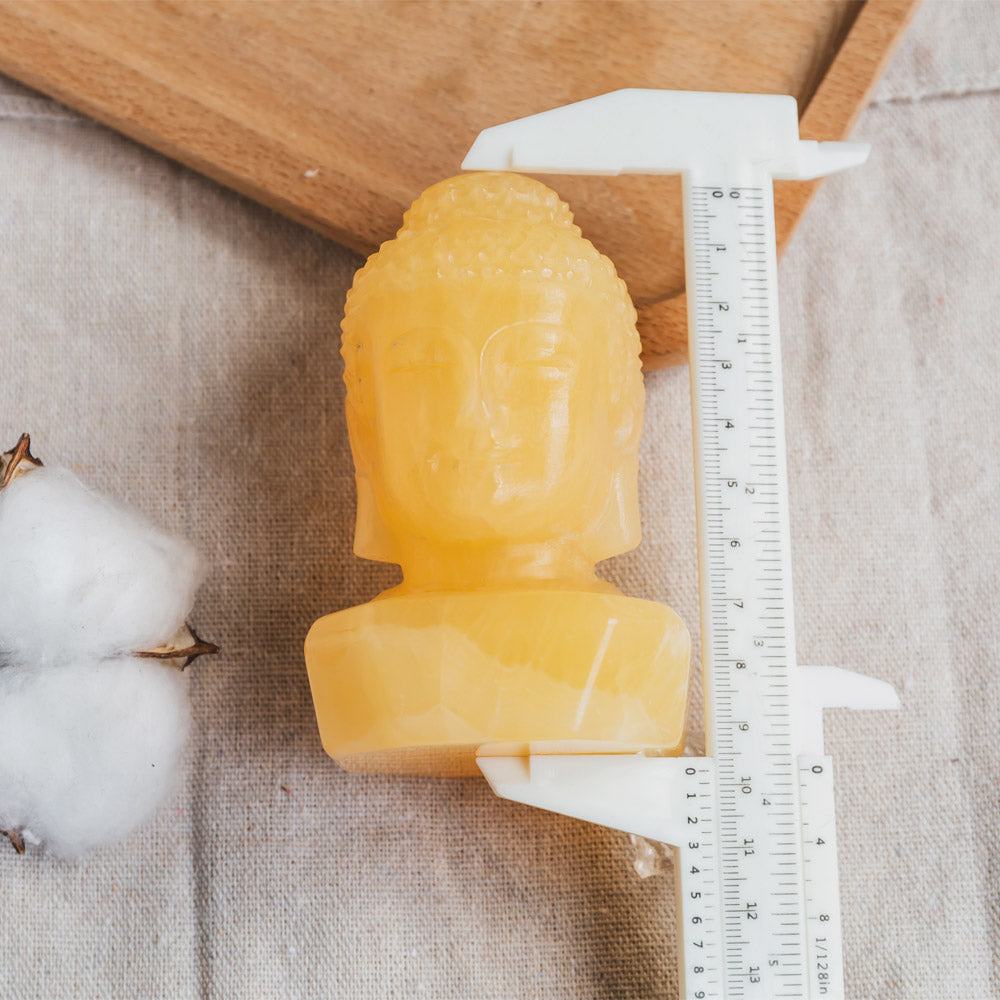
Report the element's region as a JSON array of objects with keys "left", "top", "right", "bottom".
[{"left": 0, "top": 2, "right": 997, "bottom": 997}]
